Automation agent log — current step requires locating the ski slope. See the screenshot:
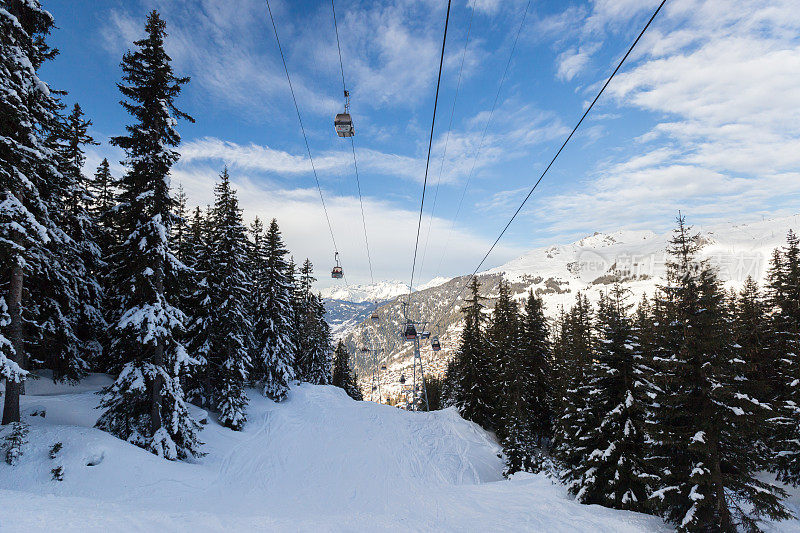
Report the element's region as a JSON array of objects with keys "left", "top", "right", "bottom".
[{"left": 1, "top": 374, "right": 795, "bottom": 531}]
